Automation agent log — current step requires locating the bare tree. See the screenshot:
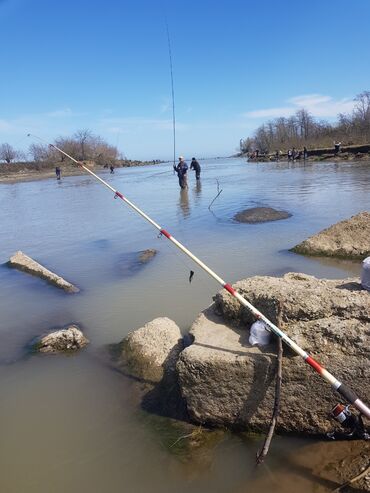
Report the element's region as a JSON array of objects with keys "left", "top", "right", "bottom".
[
  {"left": 0, "top": 143, "right": 18, "bottom": 163},
  {"left": 74, "top": 129, "right": 93, "bottom": 160},
  {"left": 29, "top": 143, "right": 51, "bottom": 162}
]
